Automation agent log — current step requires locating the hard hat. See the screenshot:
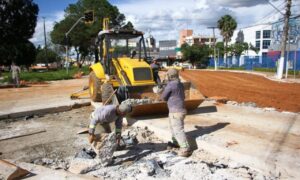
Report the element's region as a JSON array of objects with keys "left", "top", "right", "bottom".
[
  {"left": 167, "top": 68, "right": 179, "bottom": 80},
  {"left": 118, "top": 104, "right": 132, "bottom": 114}
]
